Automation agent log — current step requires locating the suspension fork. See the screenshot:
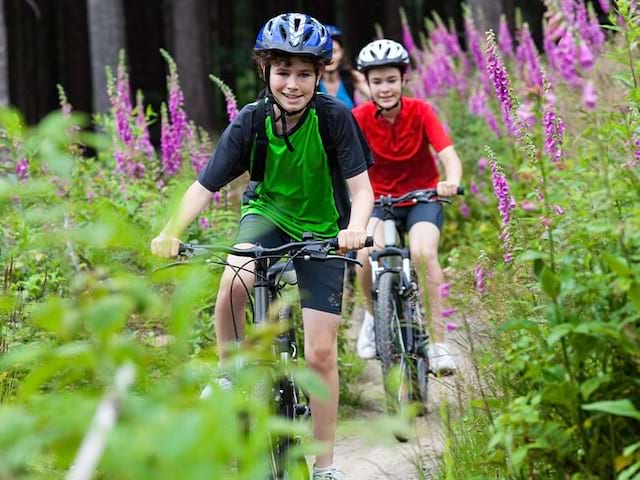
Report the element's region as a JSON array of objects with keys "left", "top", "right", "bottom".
[{"left": 253, "top": 257, "right": 270, "bottom": 325}]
